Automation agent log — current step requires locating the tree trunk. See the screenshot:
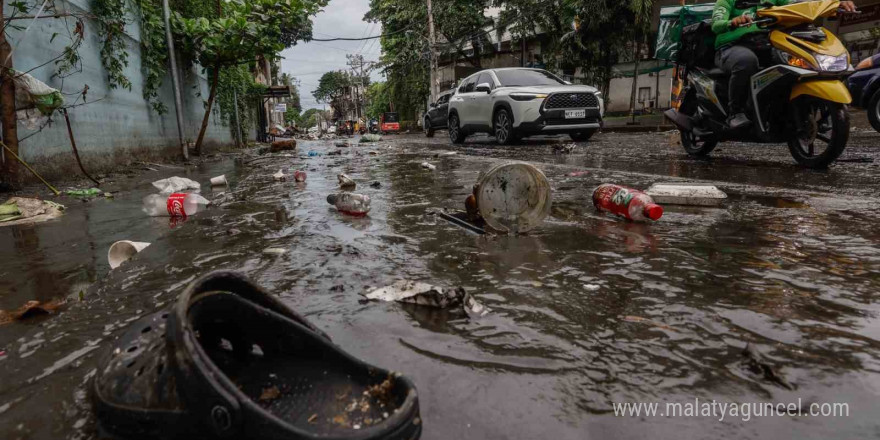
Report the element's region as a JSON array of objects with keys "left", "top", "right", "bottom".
[
  {"left": 194, "top": 68, "right": 220, "bottom": 156},
  {"left": 629, "top": 32, "right": 642, "bottom": 124},
  {"left": 0, "top": 5, "right": 20, "bottom": 185}
]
